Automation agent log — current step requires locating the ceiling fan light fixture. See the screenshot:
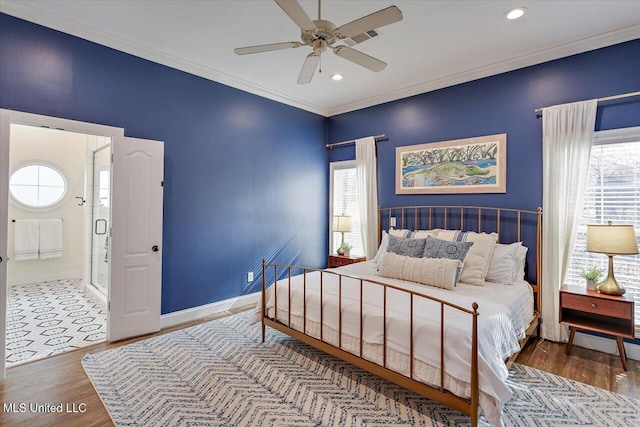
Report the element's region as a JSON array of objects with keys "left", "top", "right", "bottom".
[
  {"left": 331, "top": 73, "right": 343, "bottom": 81},
  {"left": 504, "top": 7, "right": 527, "bottom": 20}
]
